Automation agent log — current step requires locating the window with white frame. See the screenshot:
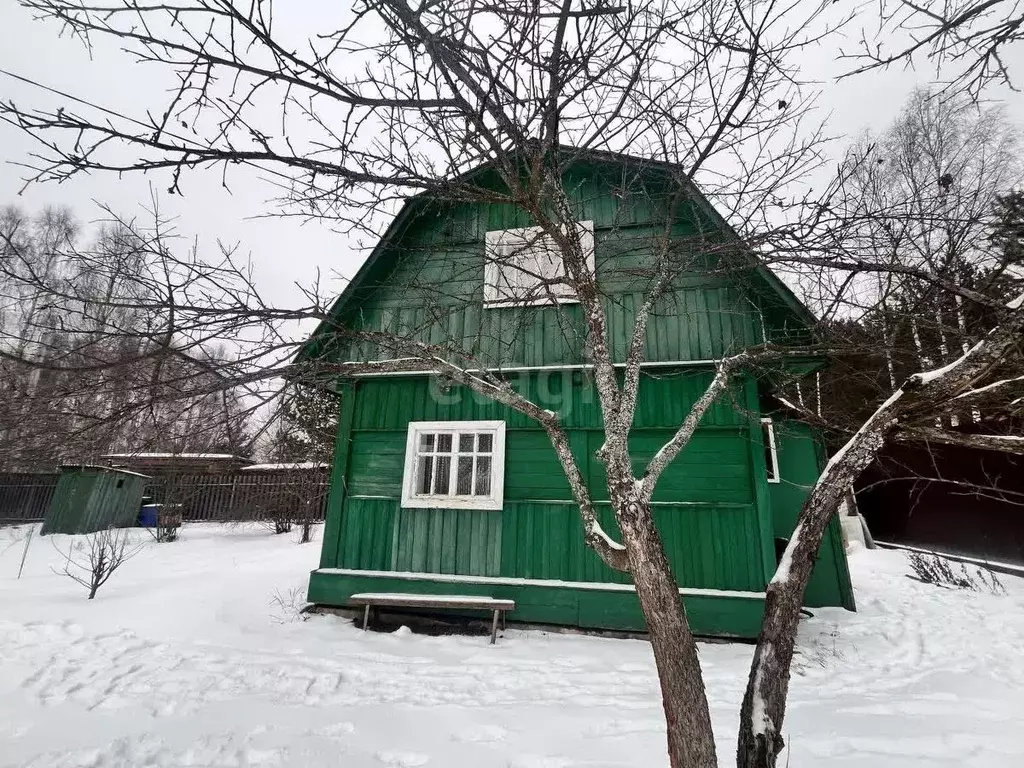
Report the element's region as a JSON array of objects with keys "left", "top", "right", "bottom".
[
  {"left": 401, "top": 421, "right": 506, "bottom": 509},
  {"left": 484, "top": 221, "right": 594, "bottom": 307},
  {"left": 761, "top": 418, "right": 780, "bottom": 483}
]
